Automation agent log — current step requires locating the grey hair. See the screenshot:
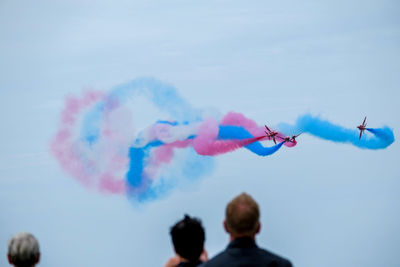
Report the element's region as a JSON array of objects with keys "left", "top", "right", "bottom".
[{"left": 8, "top": 232, "right": 40, "bottom": 267}]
